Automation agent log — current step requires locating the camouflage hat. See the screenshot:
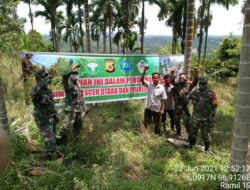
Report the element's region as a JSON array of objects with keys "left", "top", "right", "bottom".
[
  {"left": 35, "top": 70, "right": 48, "bottom": 79},
  {"left": 198, "top": 77, "right": 208, "bottom": 84}
]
